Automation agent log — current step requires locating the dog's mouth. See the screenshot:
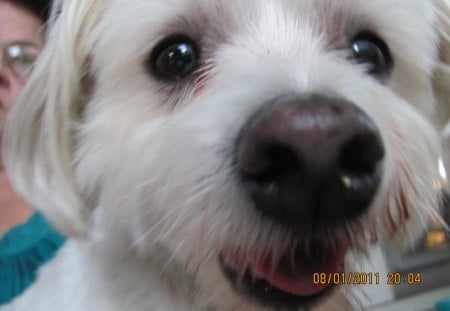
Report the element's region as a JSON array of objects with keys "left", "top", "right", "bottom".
[{"left": 219, "top": 242, "right": 348, "bottom": 308}]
